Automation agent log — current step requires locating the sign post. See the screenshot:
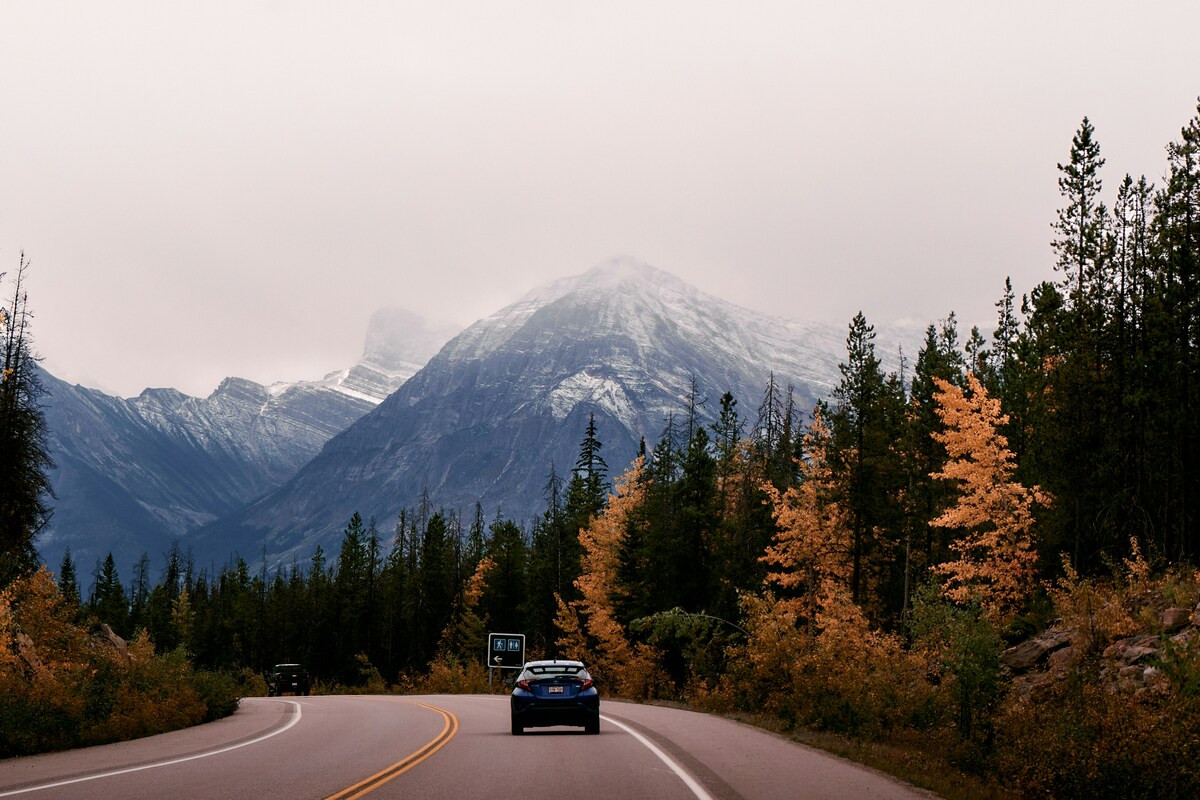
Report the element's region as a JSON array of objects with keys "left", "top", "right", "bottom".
[{"left": 486, "top": 632, "right": 525, "bottom": 688}]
